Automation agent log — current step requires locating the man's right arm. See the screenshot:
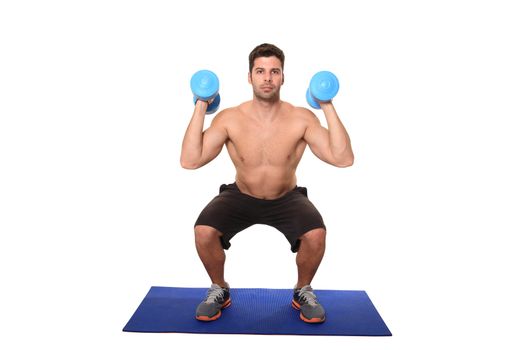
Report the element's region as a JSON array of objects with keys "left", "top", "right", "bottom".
[{"left": 180, "top": 100, "right": 229, "bottom": 169}]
